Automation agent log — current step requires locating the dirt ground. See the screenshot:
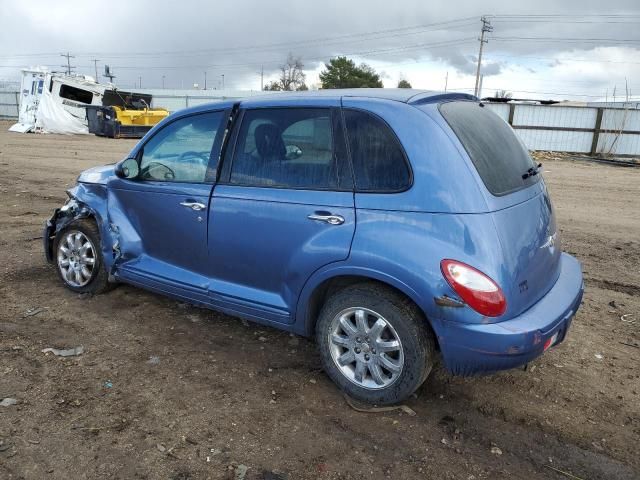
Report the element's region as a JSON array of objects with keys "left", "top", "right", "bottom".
[{"left": 0, "top": 122, "right": 638, "bottom": 480}]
